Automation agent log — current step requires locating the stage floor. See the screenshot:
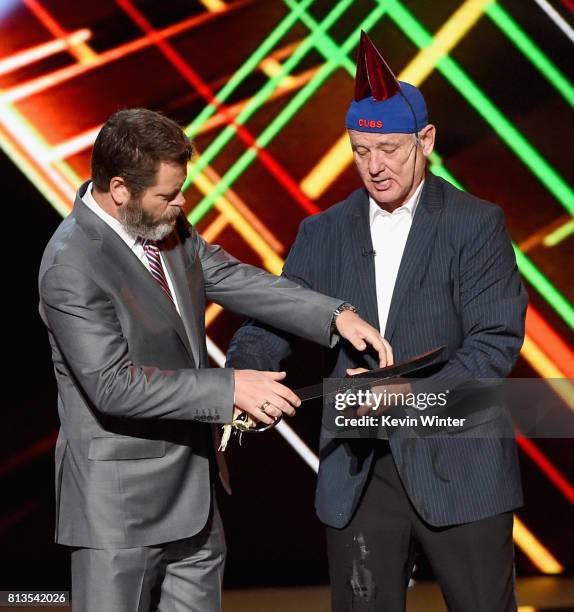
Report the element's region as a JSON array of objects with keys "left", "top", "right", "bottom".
[
  {"left": 3, "top": 577, "right": 573, "bottom": 611},
  {"left": 222, "top": 578, "right": 574, "bottom": 611}
]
